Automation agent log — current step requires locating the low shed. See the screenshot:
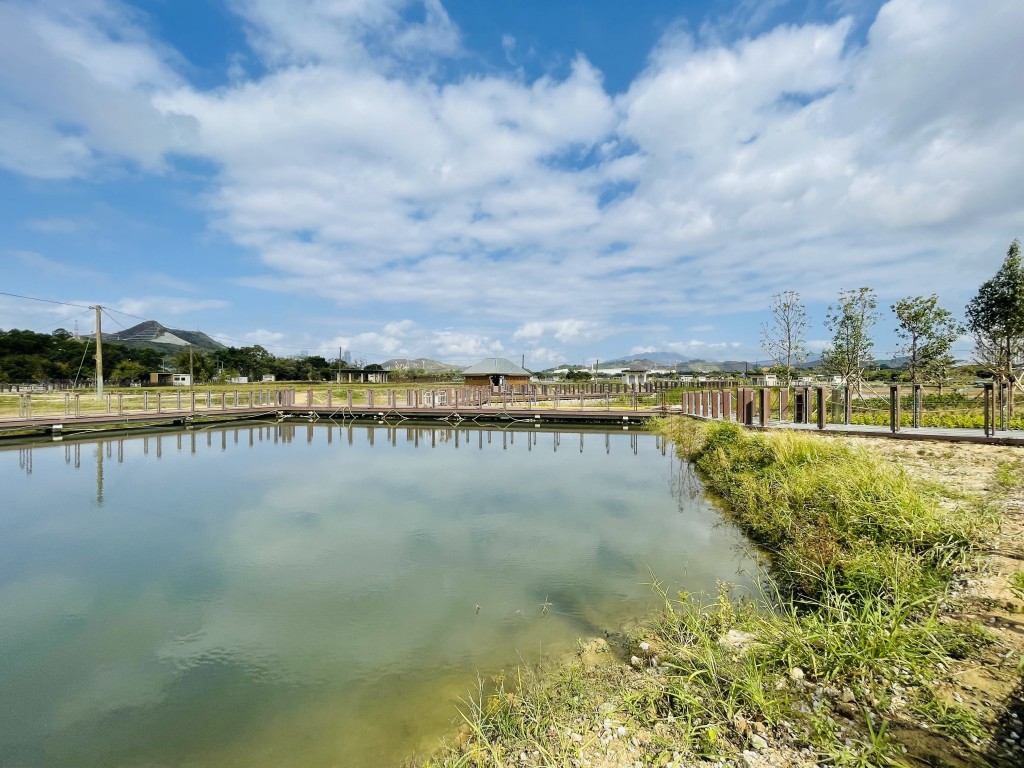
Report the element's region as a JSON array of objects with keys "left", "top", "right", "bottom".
[{"left": 462, "top": 358, "right": 531, "bottom": 390}]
